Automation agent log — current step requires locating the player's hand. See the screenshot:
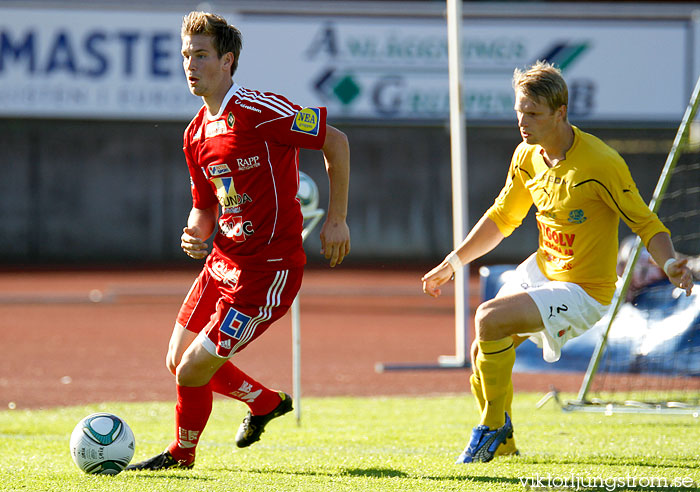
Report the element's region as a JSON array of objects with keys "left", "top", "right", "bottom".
[
  {"left": 320, "top": 217, "right": 350, "bottom": 267},
  {"left": 181, "top": 226, "right": 209, "bottom": 260},
  {"left": 666, "top": 258, "right": 694, "bottom": 296},
  {"left": 421, "top": 262, "right": 454, "bottom": 298}
]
